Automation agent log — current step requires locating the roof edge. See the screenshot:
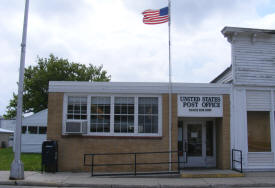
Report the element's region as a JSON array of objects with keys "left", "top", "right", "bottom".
[{"left": 222, "top": 26, "right": 275, "bottom": 37}]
